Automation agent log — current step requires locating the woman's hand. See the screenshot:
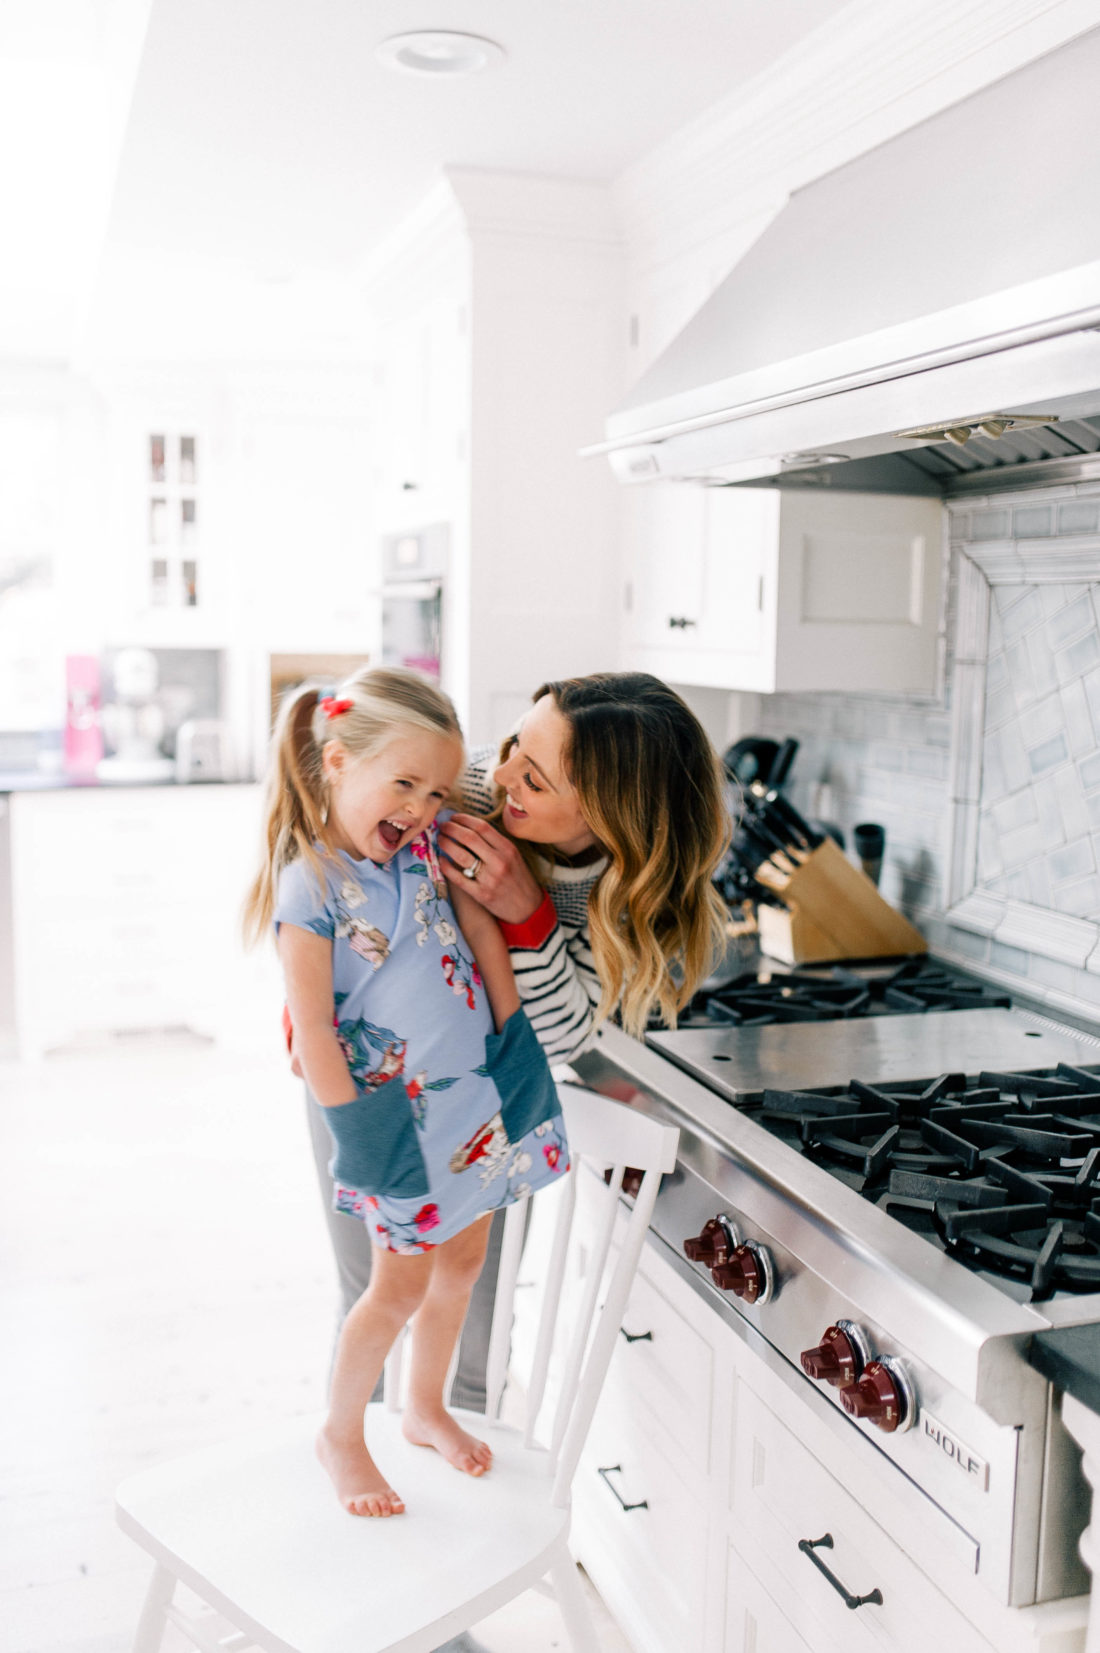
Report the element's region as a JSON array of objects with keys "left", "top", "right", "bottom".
[{"left": 438, "top": 813, "right": 545, "bottom": 924}]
